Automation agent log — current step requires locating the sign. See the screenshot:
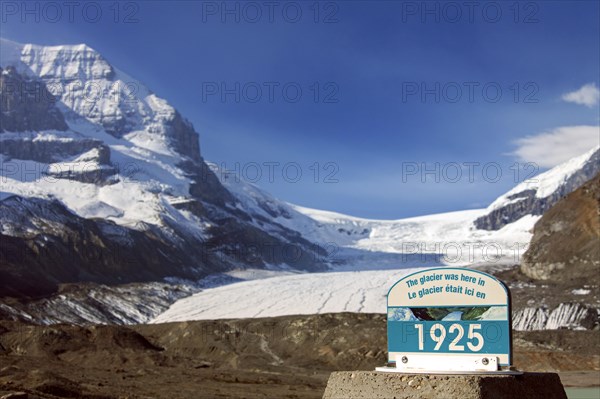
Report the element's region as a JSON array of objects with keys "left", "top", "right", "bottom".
[{"left": 384, "top": 267, "right": 512, "bottom": 372}]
